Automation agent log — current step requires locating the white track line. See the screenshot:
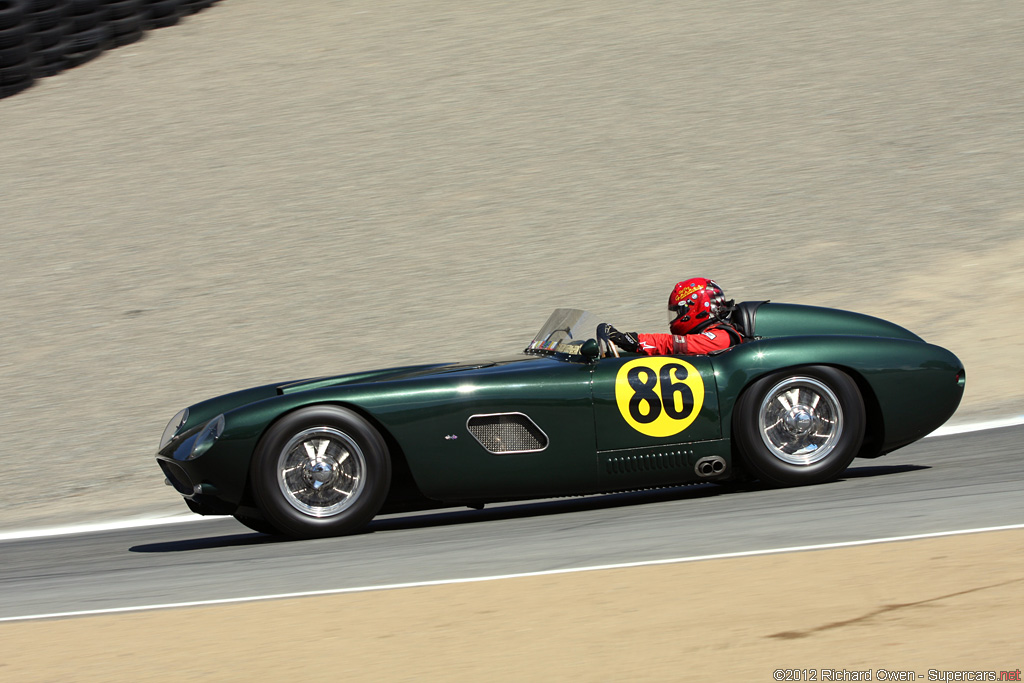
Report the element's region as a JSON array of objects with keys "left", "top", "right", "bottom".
[
  {"left": 2, "top": 522, "right": 1023, "bottom": 624},
  {"left": 927, "top": 414, "right": 1024, "bottom": 437},
  {"left": 0, "top": 514, "right": 212, "bottom": 542},
  {"left": 1, "top": 414, "right": 1022, "bottom": 544}
]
